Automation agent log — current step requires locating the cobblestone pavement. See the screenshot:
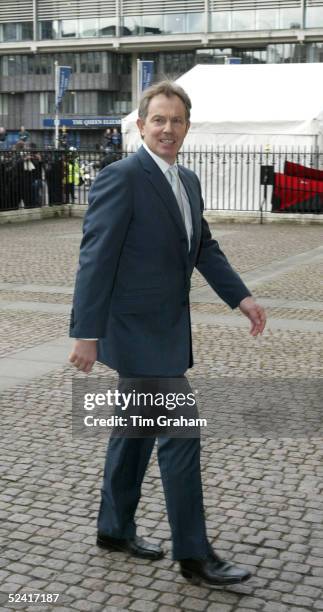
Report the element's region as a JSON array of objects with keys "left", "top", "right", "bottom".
[{"left": 0, "top": 218, "right": 323, "bottom": 612}]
